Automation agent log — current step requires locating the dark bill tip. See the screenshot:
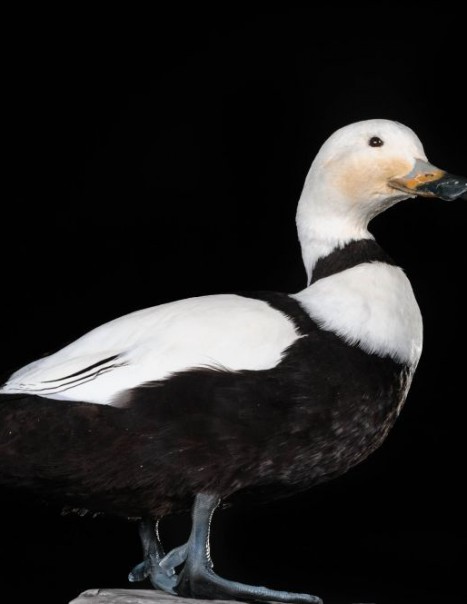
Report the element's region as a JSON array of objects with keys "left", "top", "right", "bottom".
[{"left": 416, "top": 173, "right": 467, "bottom": 201}]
